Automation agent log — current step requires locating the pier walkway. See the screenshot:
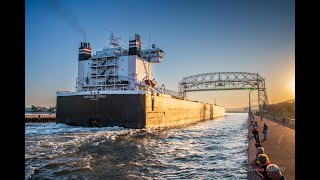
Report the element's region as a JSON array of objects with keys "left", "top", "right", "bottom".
[
  {"left": 25, "top": 114, "right": 56, "bottom": 123},
  {"left": 248, "top": 115, "right": 295, "bottom": 180}
]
